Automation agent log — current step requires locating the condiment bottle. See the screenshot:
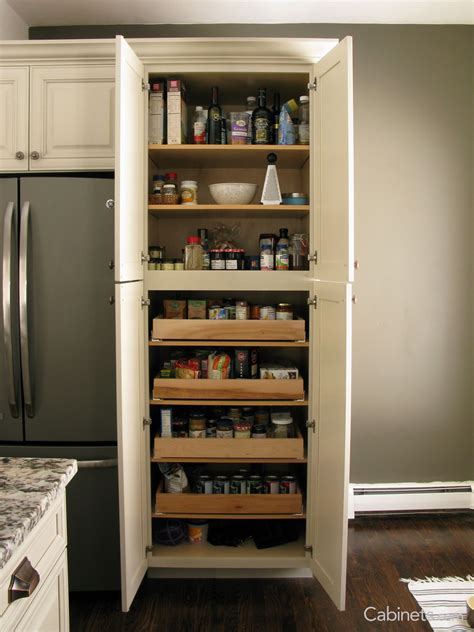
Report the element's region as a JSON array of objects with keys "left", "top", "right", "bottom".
[
  {"left": 197, "top": 228, "right": 210, "bottom": 270},
  {"left": 275, "top": 228, "right": 290, "bottom": 270},
  {"left": 184, "top": 236, "right": 203, "bottom": 270},
  {"left": 193, "top": 106, "right": 206, "bottom": 144},
  {"left": 252, "top": 88, "right": 274, "bottom": 145},
  {"left": 207, "top": 86, "right": 222, "bottom": 144}
]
